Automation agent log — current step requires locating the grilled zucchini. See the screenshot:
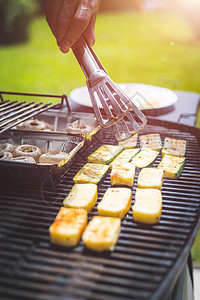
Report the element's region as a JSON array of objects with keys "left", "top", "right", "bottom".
[
  {"left": 132, "top": 188, "right": 162, "bottom": 224},
  {"left": 118, "top": 134, "right": 138, "bottom": 149},
  {"left": 73, "top": 163, "right": 109, "bottom": 184},
  {"left": 63, "top": 183, "right": 98, "bottom": 212},
  {"left": 157, "top": 154, "right": 185, "bottom": 179},
  {"left": 111, "top": 162, "right": 136, "bottom": 187},
  {"left": 97, "top": 187, "right": 132, "bottom": 219},
  {"left": 110, "top": 148, "right": 140, "bottom": 169},
  {"left": 137, "top": 168, "right": 164, "bottom": 189},
  {"left": 139, "top": 133, "right": 162, "bottom": 151},
  {"left": 82, "top": 216, "right": 121, "bottom": 252},
  {"left": 87, "top": 145, "right": 122, "bottom": 164},
  {"left": 49, "top": 207, "right": 87, "bottom": 247},
  {"left": 162, "top": 137, "right": 186, "bottom": 157},
  {"left": 131, "top": 149, "right": 159, "bottom": 168}
]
